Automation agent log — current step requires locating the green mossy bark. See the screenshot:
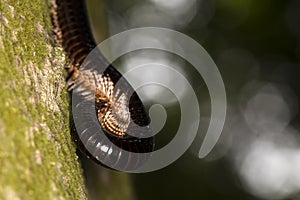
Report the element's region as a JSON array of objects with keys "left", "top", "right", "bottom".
[
  {"left": 0, "top": 0, "right": 87, "bottom": 199},
  {"left": 0, "top": 0, "right": 134, "bottom": 200}
]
